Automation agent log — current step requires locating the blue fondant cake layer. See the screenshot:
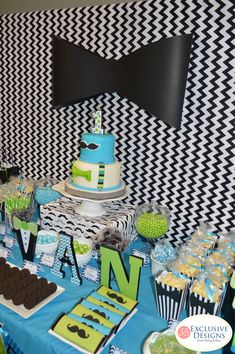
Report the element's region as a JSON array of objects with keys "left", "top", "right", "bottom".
[{"left": 80, "top": 133, "right": 115, "bottom": 164}]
